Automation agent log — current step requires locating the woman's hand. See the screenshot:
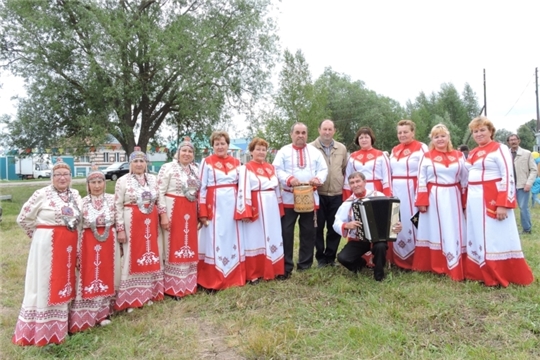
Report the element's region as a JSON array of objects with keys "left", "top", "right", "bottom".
[
  {"left": 496, "top": 206, "right": 508, "bottom": 221},
  {"left": 418, "top": 206, "right": 427, "bottom": 213},
  {"left": 160, "top": 213, "right": 170, "bottom": 231},
  {"left": 199, "top": 217, "right": 209, "bottom": 227},
  {"left": 117, "top": 230, "right": 127, "bottom": 244}
]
